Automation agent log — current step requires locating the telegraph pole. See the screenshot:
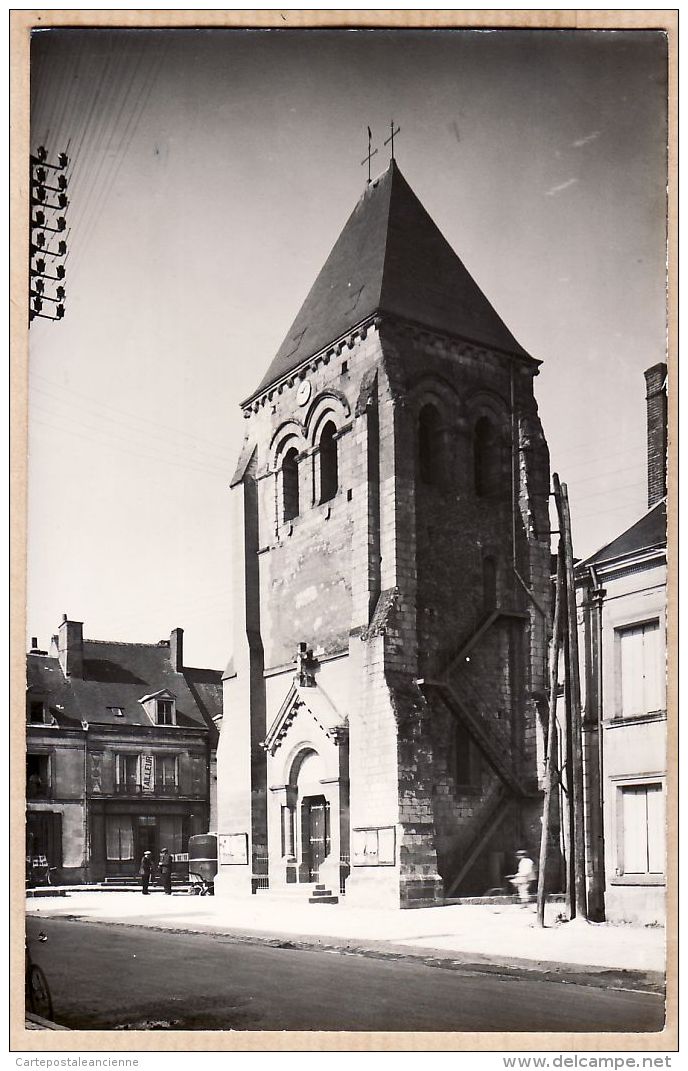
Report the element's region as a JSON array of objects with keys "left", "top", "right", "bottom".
[
  {"left": 554, "top": 473, "right": 588, "bottom": 921},
  {"left": 29, "top": 145, "right": 69, "bottom": 323},
  {"left": 536, "top": 537, "right": 564, "bottom": 927}
]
